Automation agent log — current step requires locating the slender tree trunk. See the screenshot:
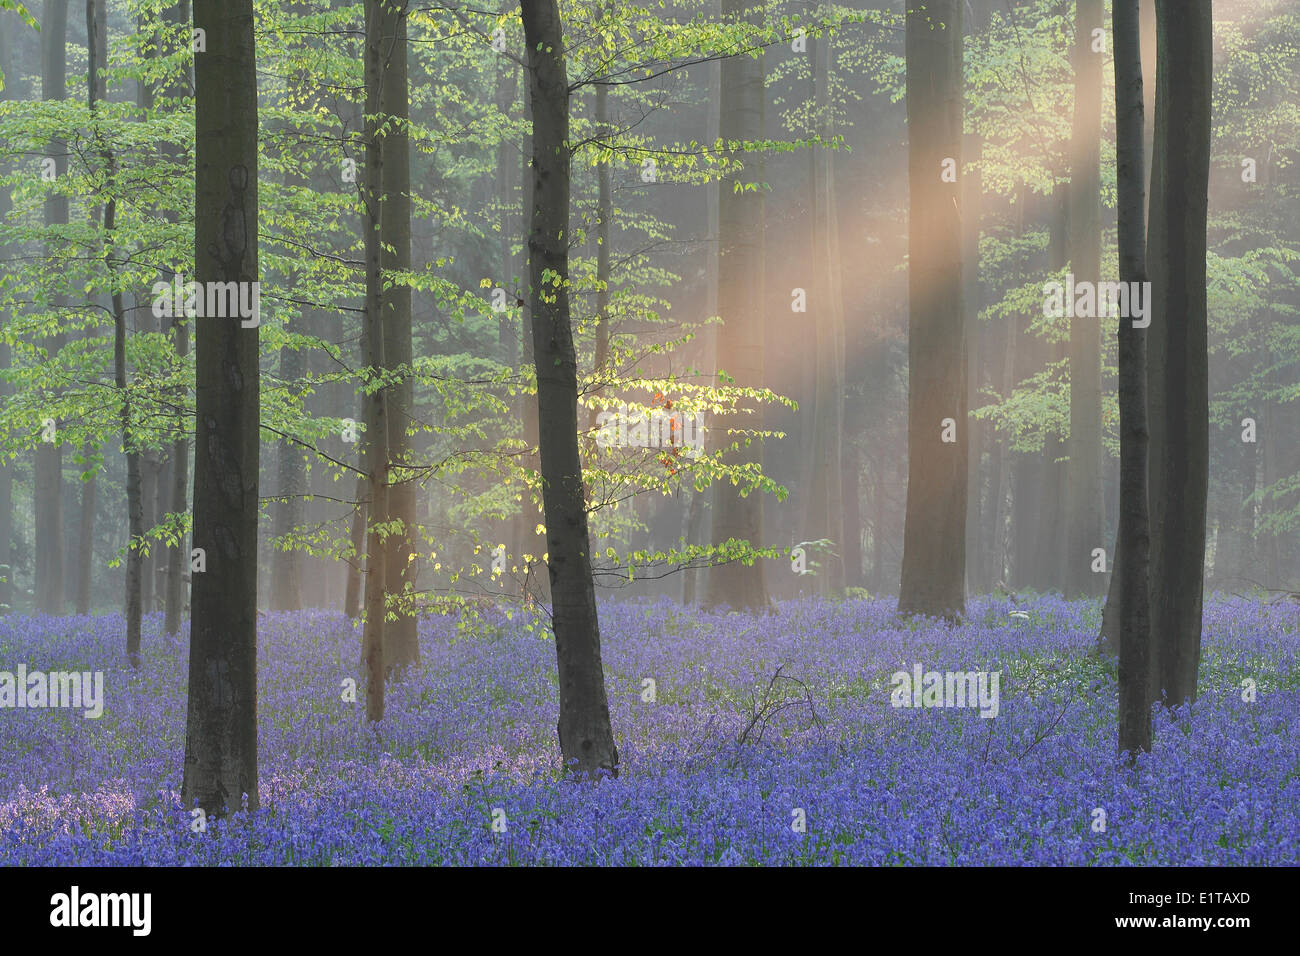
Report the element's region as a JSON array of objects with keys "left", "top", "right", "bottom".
[
  {"left": 139, "top": 453, "right": 157, "bottom": 613},
  {"left": 73, "top": 0, "right": 107, "bottom": 619},
  {"left": 1009, "top": 185, "right": 1041, "bottom": 591},
  {"left": 1146, "top": 0, "right": 1211, "bottom": 709},
  {"left": 161, "top": 0, "right": 192, "bottom": 637},
  {"left": 377, "top": 0, "right": 418, "bottom": 672},
  {"left": 521, "top": 0, "right": 618, "bottom": 779},
  {"left": 871, "top": 461, "right": 887, "bottom": 592},
  {"left": 163, "top": 312, "right": 189, "bottom": 633},
  {"left": 271, "top": 382, "right": 304, "bottom": 611},
  {"left": 841, "top": 429, "right": 863, "bottom": 588},
  {"left": 898, "top": 0, "right": 966, "bottom": 621},
  {"left": 1101, "top": 0, "right": 1157, "bottom": 651},
  {"left": 359, "top": 0, "right": 390, "bottom": 721},
  {"left": 588, "top": 77, "right": 611, "bottom": 431},
  {"left": 117, "top": 272, "right": 143, "bottom": 662},
  {"left": 1034, "top": 186, "right": 1069, "bottom": 592},
  {"left": 804, "top": 23, "right": 846, "bottom": 597},
  {"left": 0, "top": 14, "right": 14, "bottom": 614},
  {"left": 1113, "top": 0, "right": 1152, "bottom": 758},
  {"left": 36, "top": 0, "right": 68, "bottom": 617},
  {"left": 704, "top": 0, "right": 771, "bottom": 613},
  {"left": 182, "top": 0, "right": 260, "bottom": 817},
  {"left": 85, "top": 0, "right": 143, "bottom": 655},
  {"left": 683, "top": 31, "right": 720, "bottom": 607},
  {"left": 1233, "top": 401, "right": 1257, "bottom": 583},
  {"left": 1259, "top": 398, "right": 1282, "bottom": 589},
  {"left": 963, "top": 131, "right": 984, "bottom": 594},
  {"left": 345, "top": 473, "right": 366, "bottom": 620},
  {"left": 1066, "top": 0, "right": 1105, "bottom": 599}
]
